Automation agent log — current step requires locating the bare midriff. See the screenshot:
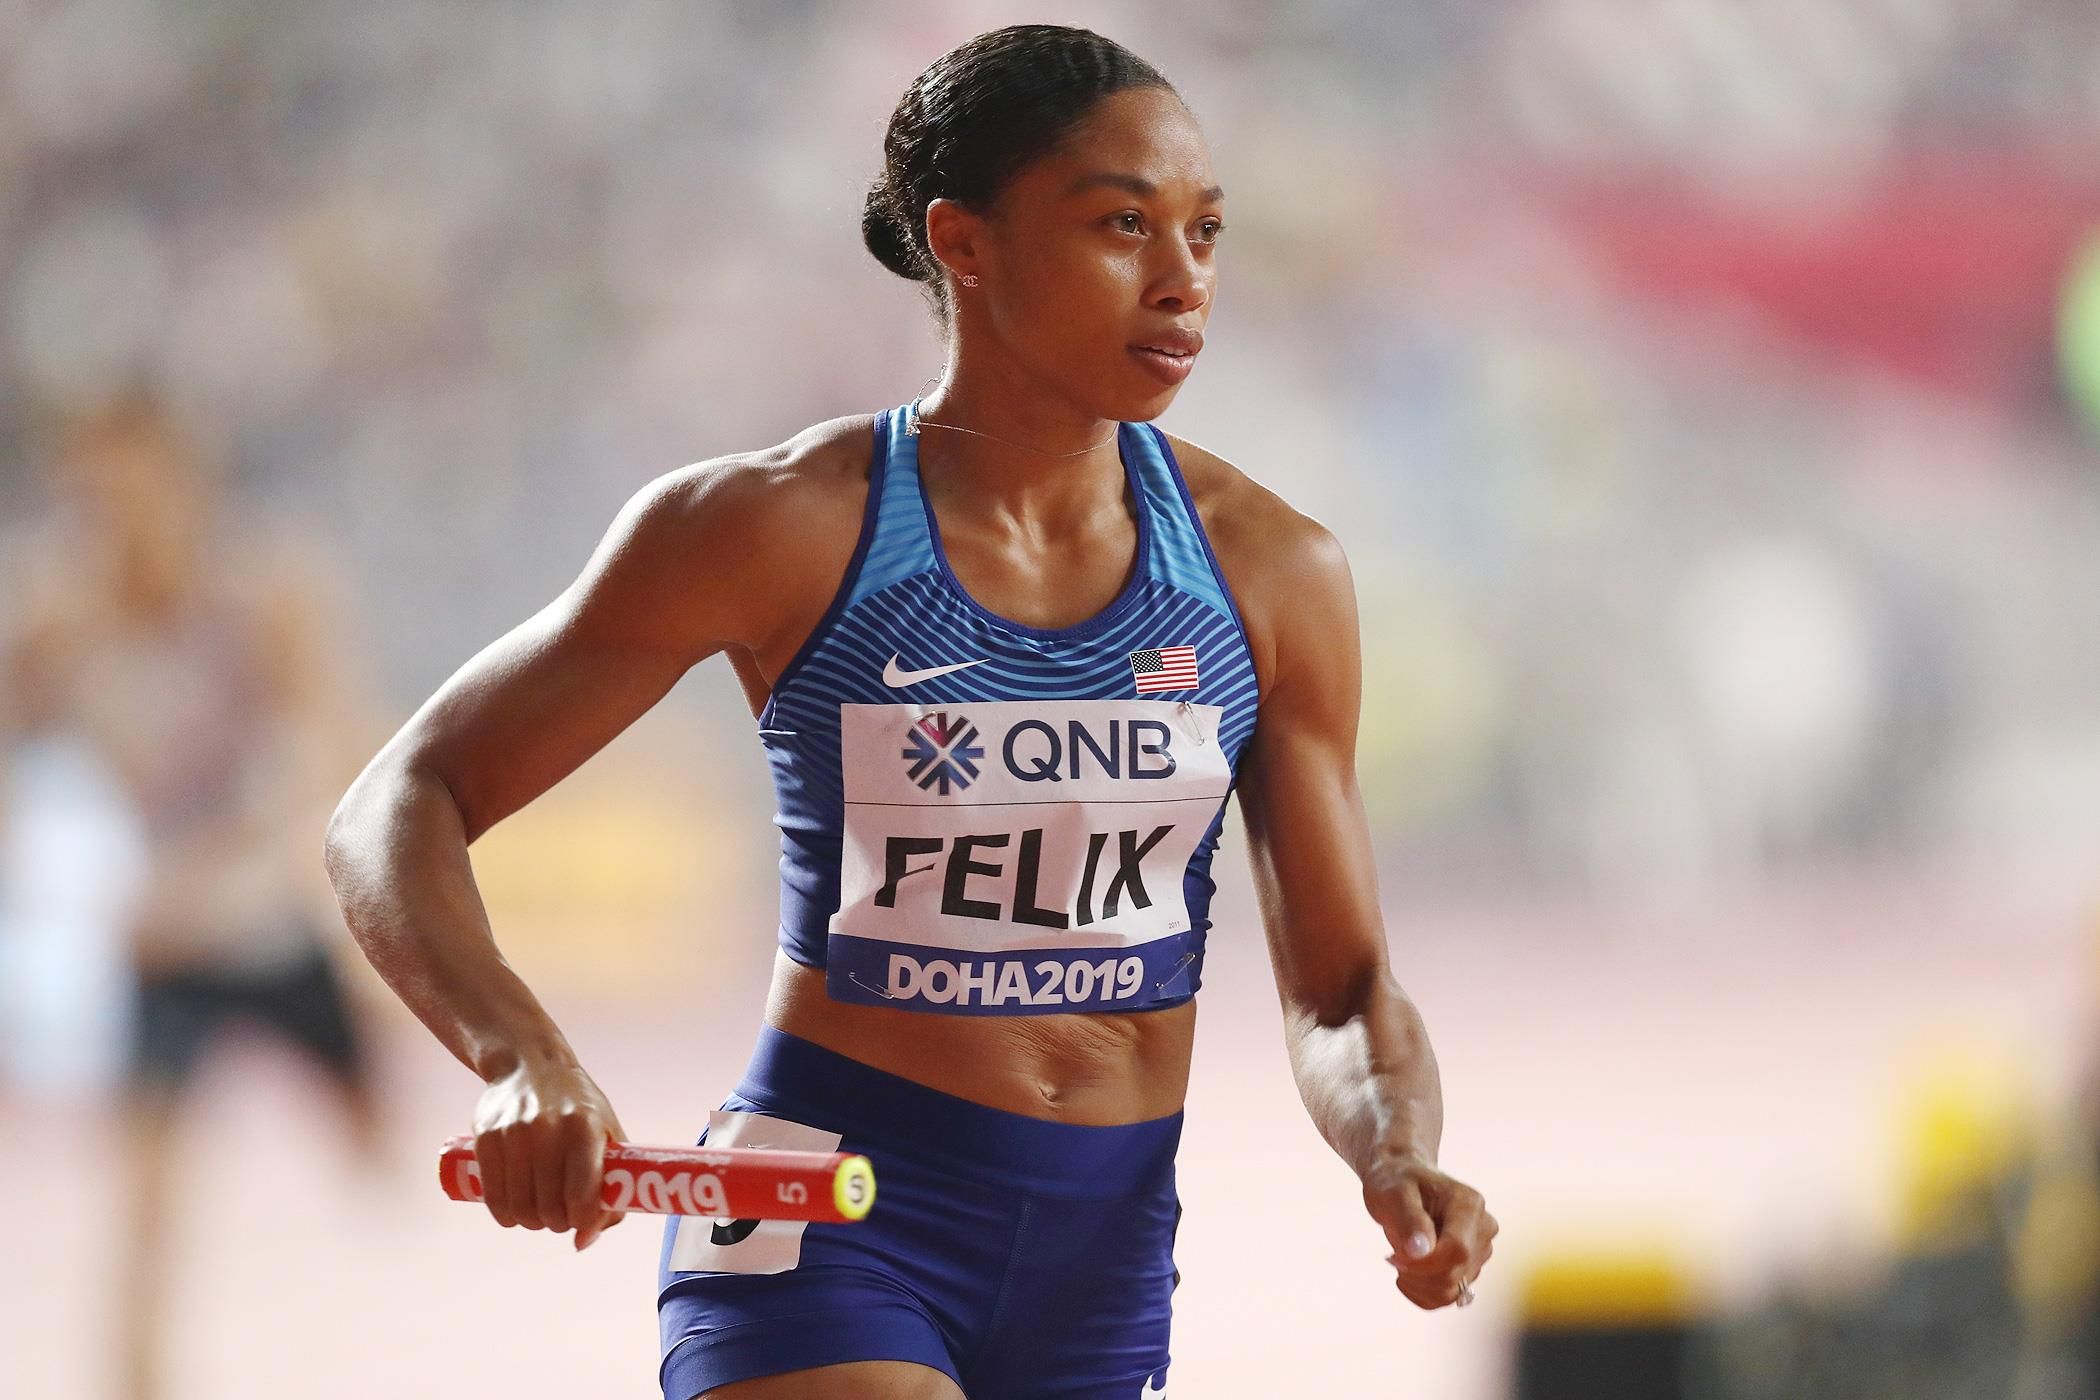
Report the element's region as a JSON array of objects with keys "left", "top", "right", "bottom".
[{"left": 762, "top": 948, "right": 1196, "bottom": 1126}]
